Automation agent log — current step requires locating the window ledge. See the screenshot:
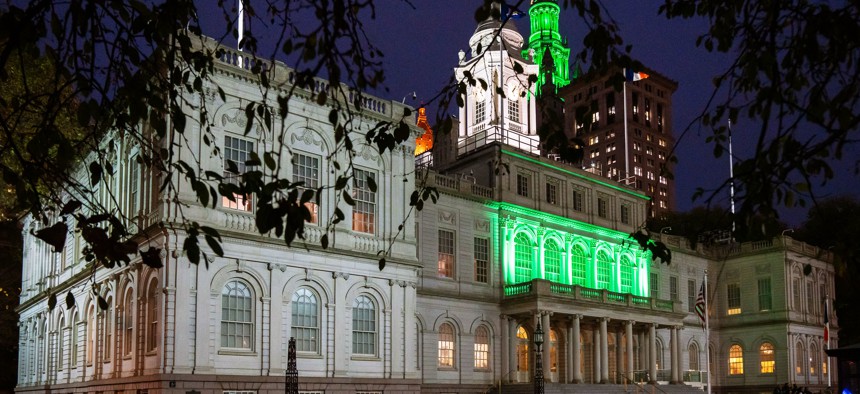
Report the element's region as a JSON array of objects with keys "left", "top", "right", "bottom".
[
  {"left": 438, "top": 366, "right": 457, "bottom": 371},
  {"left": 350, "top": 355, "right": 381, "bottom": 362},
  {"left": 219, "top": 349, "right": 258, "bottom": 356},
  {"left": 298, "top": 353, "right": 323, "bottom": 359}
]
